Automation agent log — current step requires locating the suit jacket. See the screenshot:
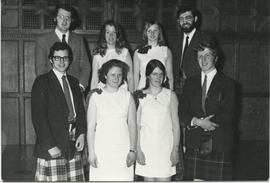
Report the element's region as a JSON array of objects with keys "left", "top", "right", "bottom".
[
  {"left": 35, "top": 31, "right": 91, "bottom": 88},
  {"left": 172, "top": 30, "right": 204, "bottom": 95},
  {"left": 31, "top": 70, "right": 86, "bottom": 159},
  {"left": 180, "top": 72, "right": 236, "bottom": 152}
]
